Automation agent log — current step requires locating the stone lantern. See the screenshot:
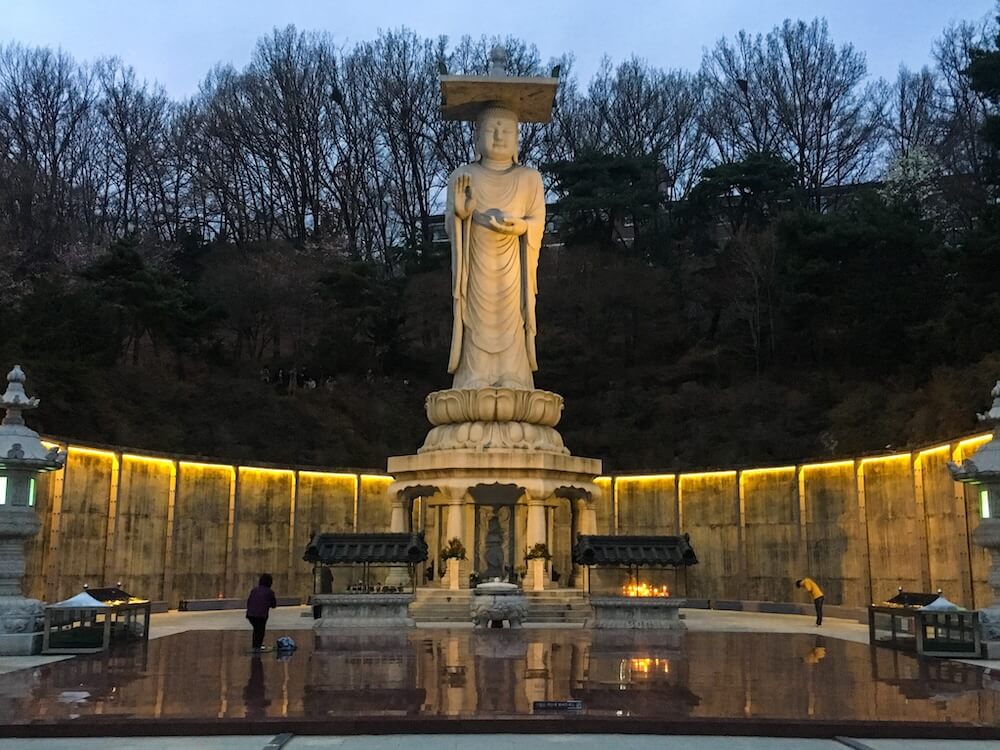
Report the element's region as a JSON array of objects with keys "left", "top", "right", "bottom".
[
  {"left": 949, "top": 380, "right": 1000, "bottom": 657},
  {"left": 0, "top": 365, "right": 65, "bottom": 654}
]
